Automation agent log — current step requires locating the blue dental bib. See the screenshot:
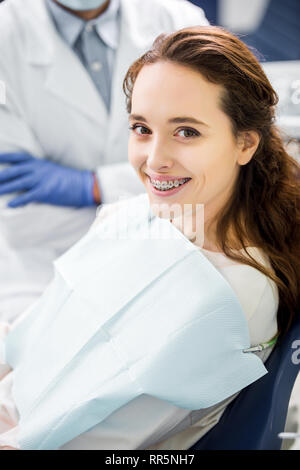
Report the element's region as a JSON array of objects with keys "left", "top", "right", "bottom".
[{"left": 2, "top": 194, "right": 267, "bottom": 450}]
